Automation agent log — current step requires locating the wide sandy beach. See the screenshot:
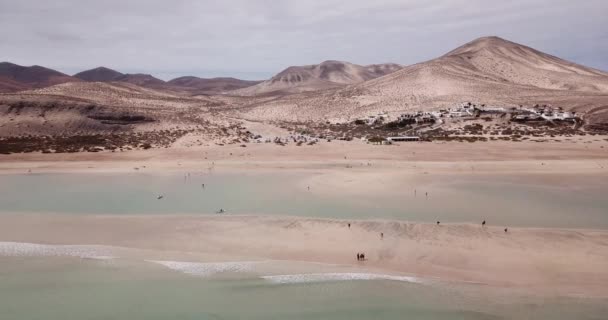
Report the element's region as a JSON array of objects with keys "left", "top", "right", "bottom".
[
  {"left": 1, "top": 214, "right": 608, "bottom": 297},
  {"left": 2, "top": 140, "right": 608, "bottom": 297}
]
